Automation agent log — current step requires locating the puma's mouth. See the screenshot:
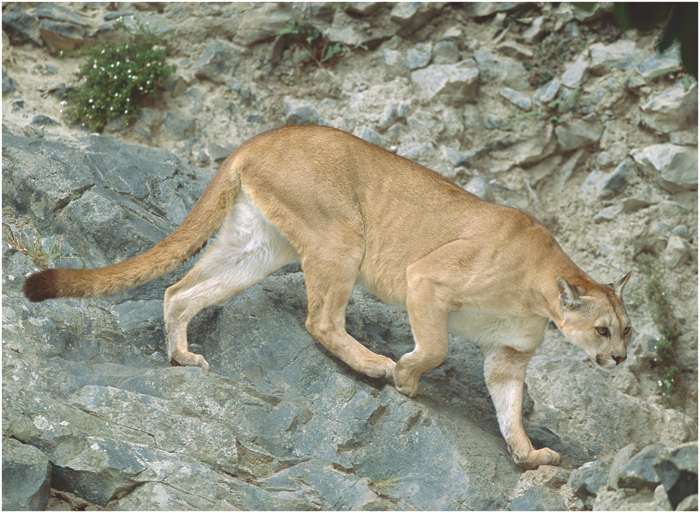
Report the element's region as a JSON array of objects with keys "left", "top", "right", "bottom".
[{"left": 594, "top": 354, "right": 619, "bottom": 370}]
